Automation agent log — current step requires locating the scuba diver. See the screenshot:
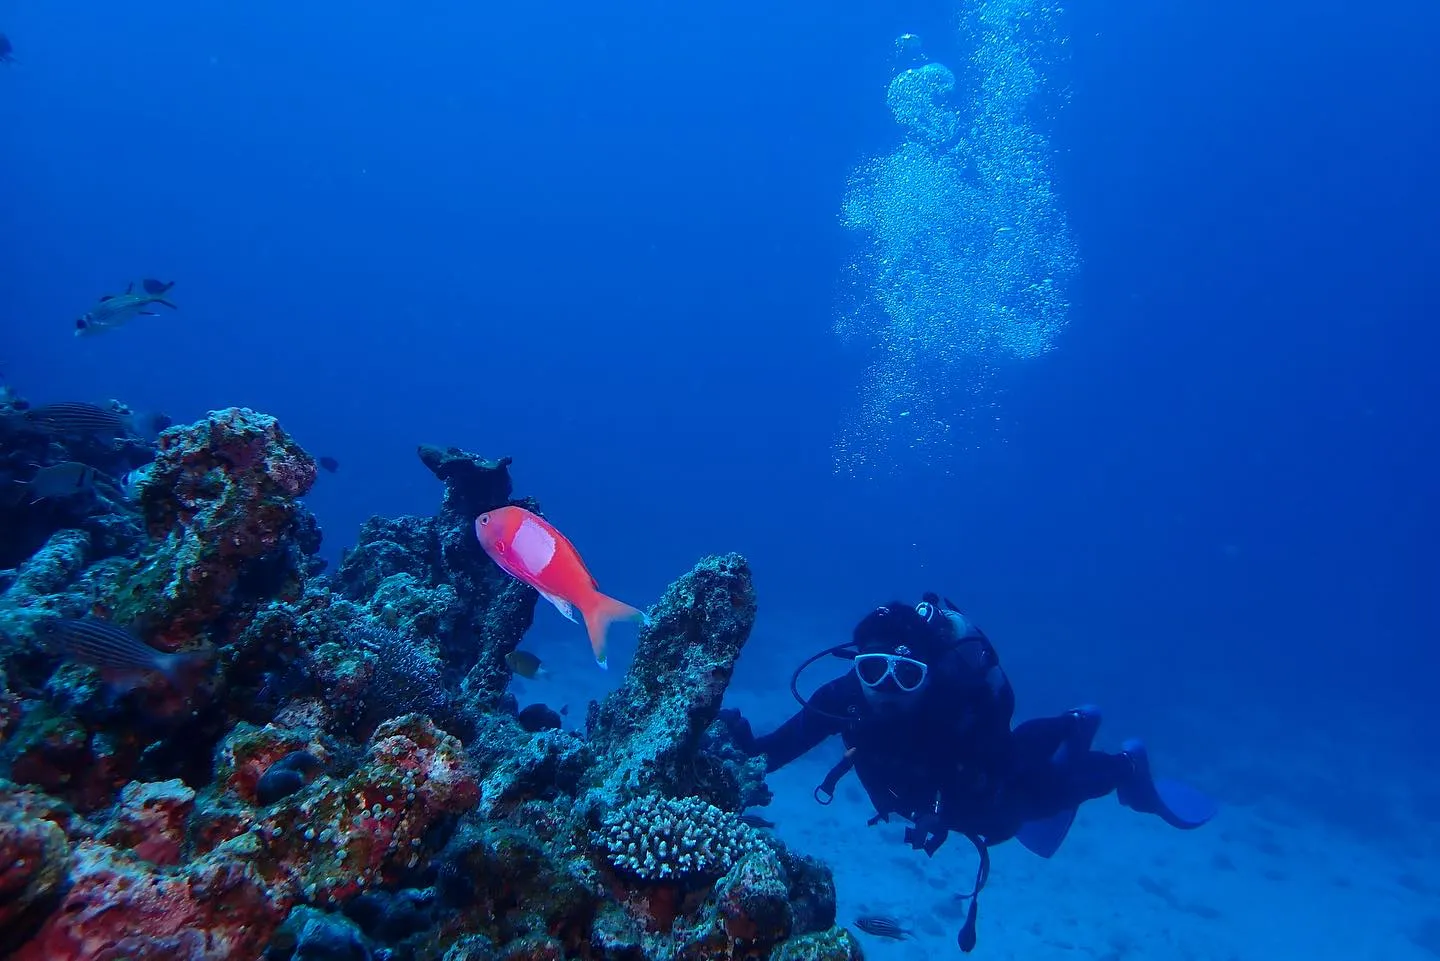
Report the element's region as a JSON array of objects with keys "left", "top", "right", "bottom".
[{"left": 718, "top": 594, "right": 1216, "bottom": 953}]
